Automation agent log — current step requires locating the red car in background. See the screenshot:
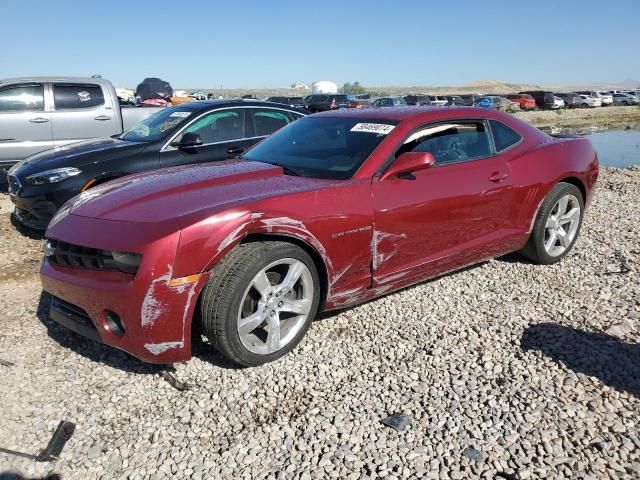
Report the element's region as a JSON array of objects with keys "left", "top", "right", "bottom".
[
  {"left": 505, "top": 93, "right": 536, "bottom": 110},
  {"left": 40, "top": 108, "right": 598, "bottom": 366}
]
